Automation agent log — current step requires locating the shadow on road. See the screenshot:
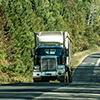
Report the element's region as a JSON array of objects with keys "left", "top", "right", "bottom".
[{"left": 0, "top": 82, "right": 67, "bottom": 100}]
